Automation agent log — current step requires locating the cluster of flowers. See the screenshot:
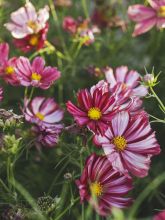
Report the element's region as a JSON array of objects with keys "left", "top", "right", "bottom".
[{"left": 67, "top": 66, "right": 161, "bottom": 215}]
